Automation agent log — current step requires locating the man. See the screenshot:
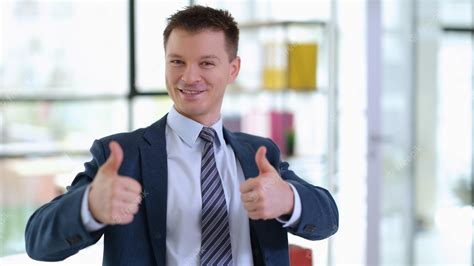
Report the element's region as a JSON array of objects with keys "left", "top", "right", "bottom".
[{"left": 25, "top": 5, "right": 338, "bottom": 266}]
